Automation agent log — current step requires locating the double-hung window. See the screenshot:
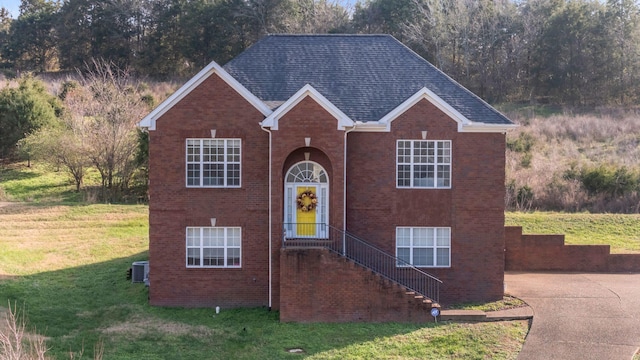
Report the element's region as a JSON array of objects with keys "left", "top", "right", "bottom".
[
  {"left": 397, "top": 140, "right": 451, "bottom": 188},
  {"left": 396, "top": 227, "right": 450, "bottom": 267},
  {"left": 186, "top": 227, "right": 241, "bottom": 268},
  {"left": 186, "top": 139, "right": 240, "bottom": 187}
]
